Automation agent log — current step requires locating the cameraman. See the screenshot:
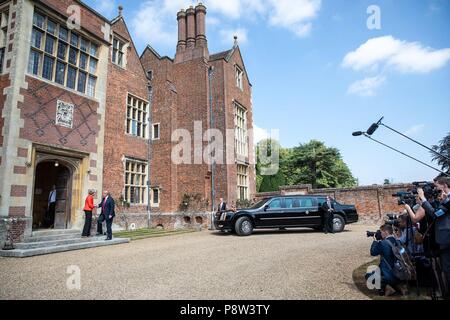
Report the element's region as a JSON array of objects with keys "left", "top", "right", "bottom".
[
  {"left": 396, "top": 213, "right": 423, "bottom": 256},
  {"left": 418, "top": 175, "right": 450, "bottom": 286},
  {"left": 370, "top": 224, "right": 404, "bottom": 295}
]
